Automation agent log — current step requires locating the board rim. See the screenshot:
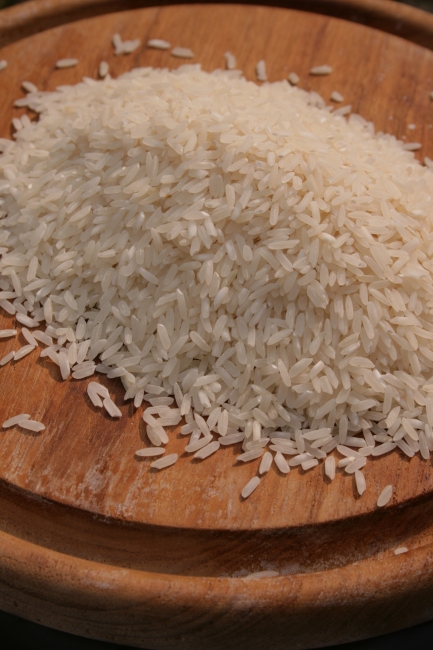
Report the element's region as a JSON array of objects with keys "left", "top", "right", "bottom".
[{"left": 1, "top": 0, "right": 433, "bottom": 49}]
